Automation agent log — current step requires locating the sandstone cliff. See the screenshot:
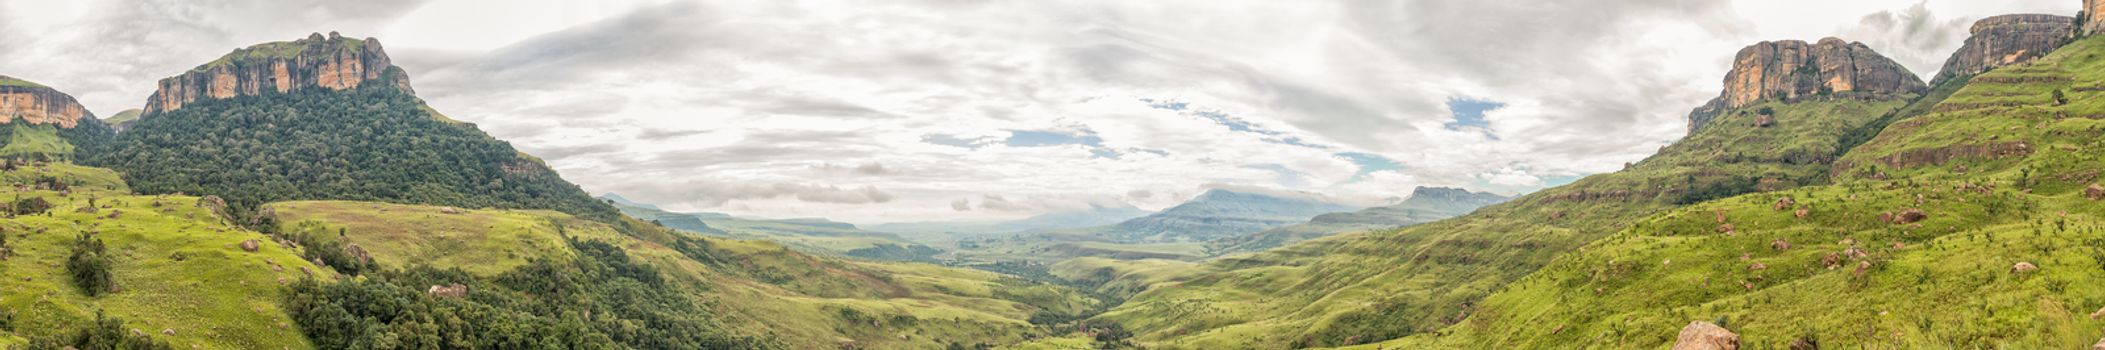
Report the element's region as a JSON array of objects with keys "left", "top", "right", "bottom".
[
  {"left": 1688, "top": 38, "right": 1926, "bottom": 132},
  {"left": 2085, "top": 0, "right": 2105, "bottom": 36},
  {"left": 144, "top": 32, "right": 414, "bottom": 115},
  {"left": 0, "top": 76, "right": 94, "bottom": 128},
  {"left": 1934, "top": 14, "right": 2075, "bottom": 85}
]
